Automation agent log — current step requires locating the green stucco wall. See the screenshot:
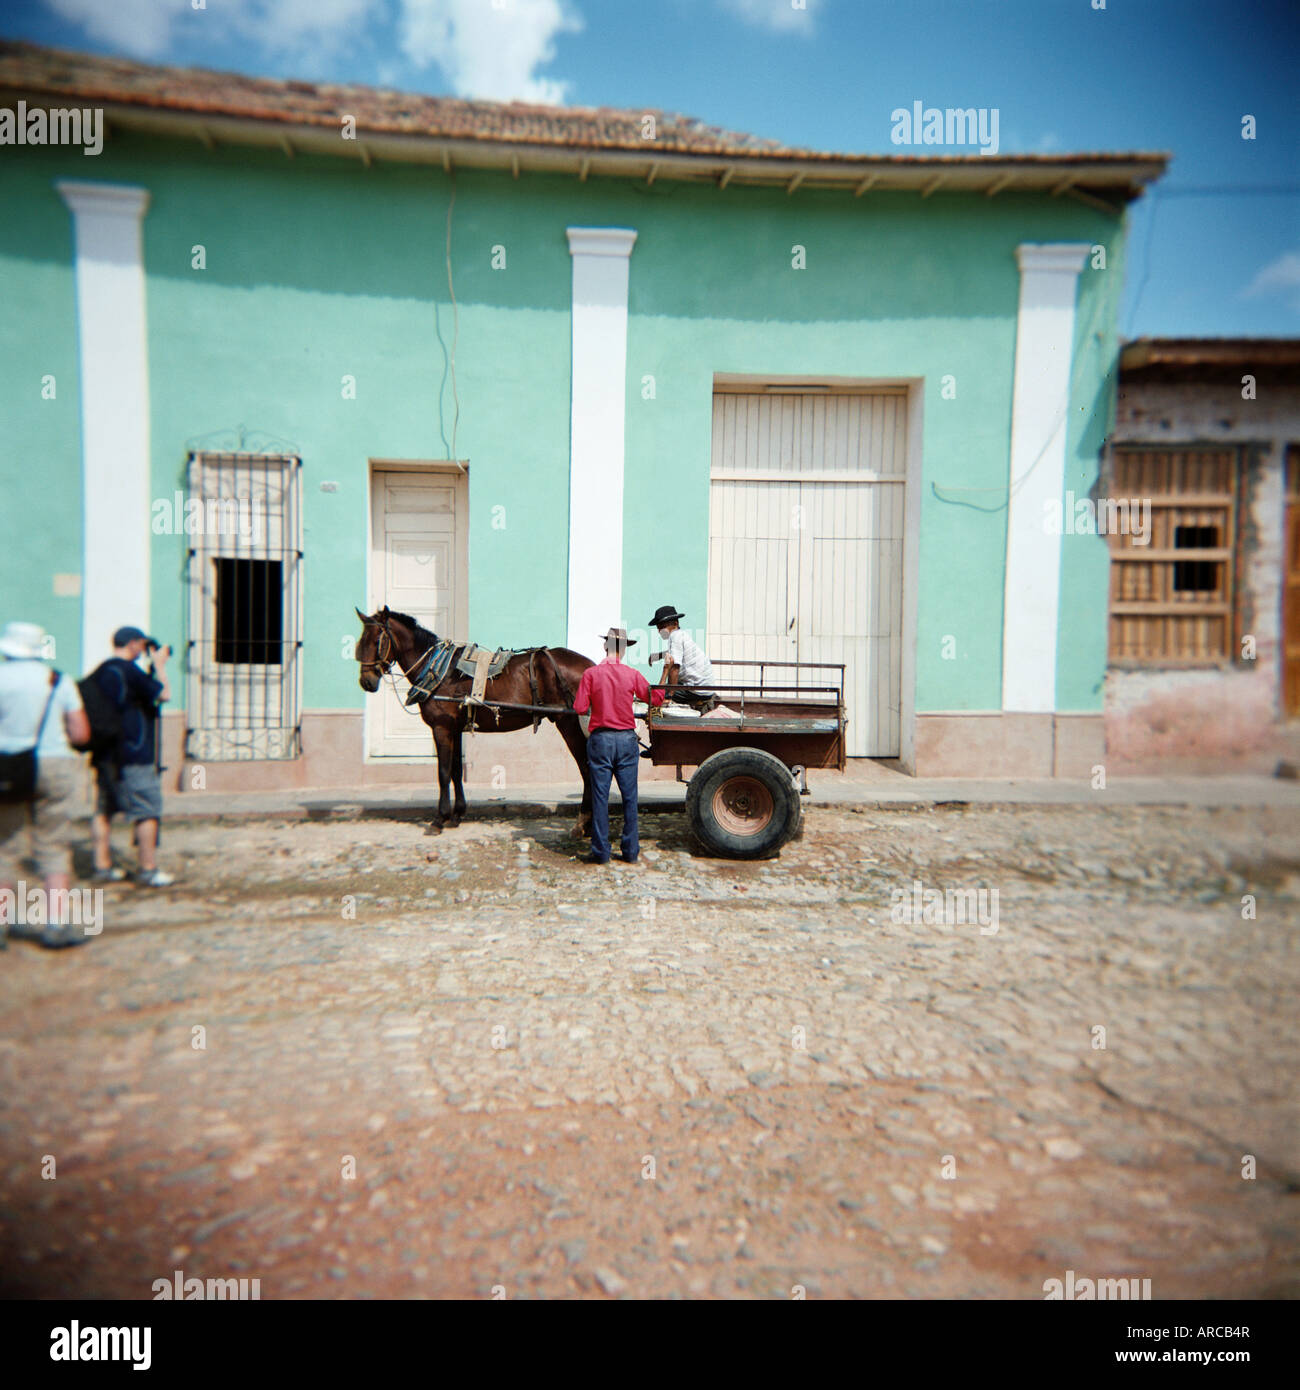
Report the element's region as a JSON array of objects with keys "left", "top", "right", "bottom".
[{"left": 0, "top": 132, "right": 1126, "bottom": 718}]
